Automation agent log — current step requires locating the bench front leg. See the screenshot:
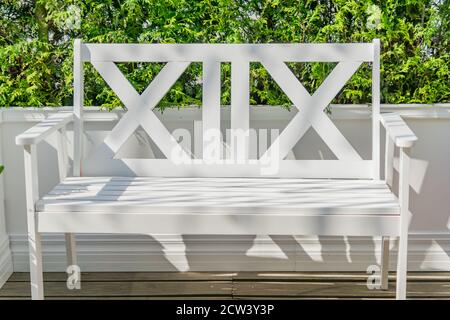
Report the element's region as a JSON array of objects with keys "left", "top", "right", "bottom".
[
  {"left": 24, "top": 145, "right": 44, "bottom": 300},
  {"left": 396, "top": 147, "right": 411, "bottom": 300}
]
